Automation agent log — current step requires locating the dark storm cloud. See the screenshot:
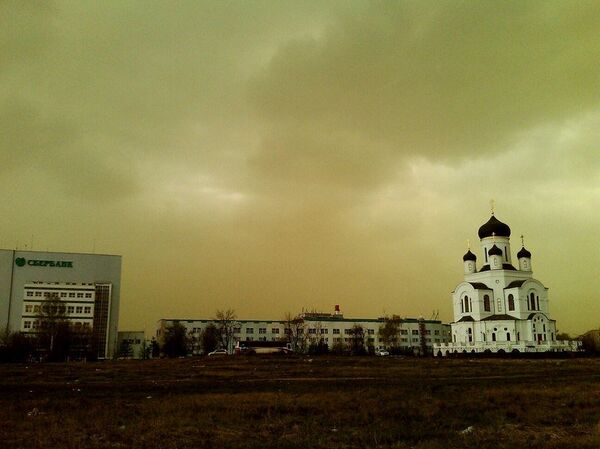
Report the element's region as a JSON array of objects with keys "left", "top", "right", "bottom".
[
  {"left": 1, "top": 1, "right": 600, "bottom": 334},
  {"left": 250, "top": 1, "right": 600, "bottom": 166}
]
